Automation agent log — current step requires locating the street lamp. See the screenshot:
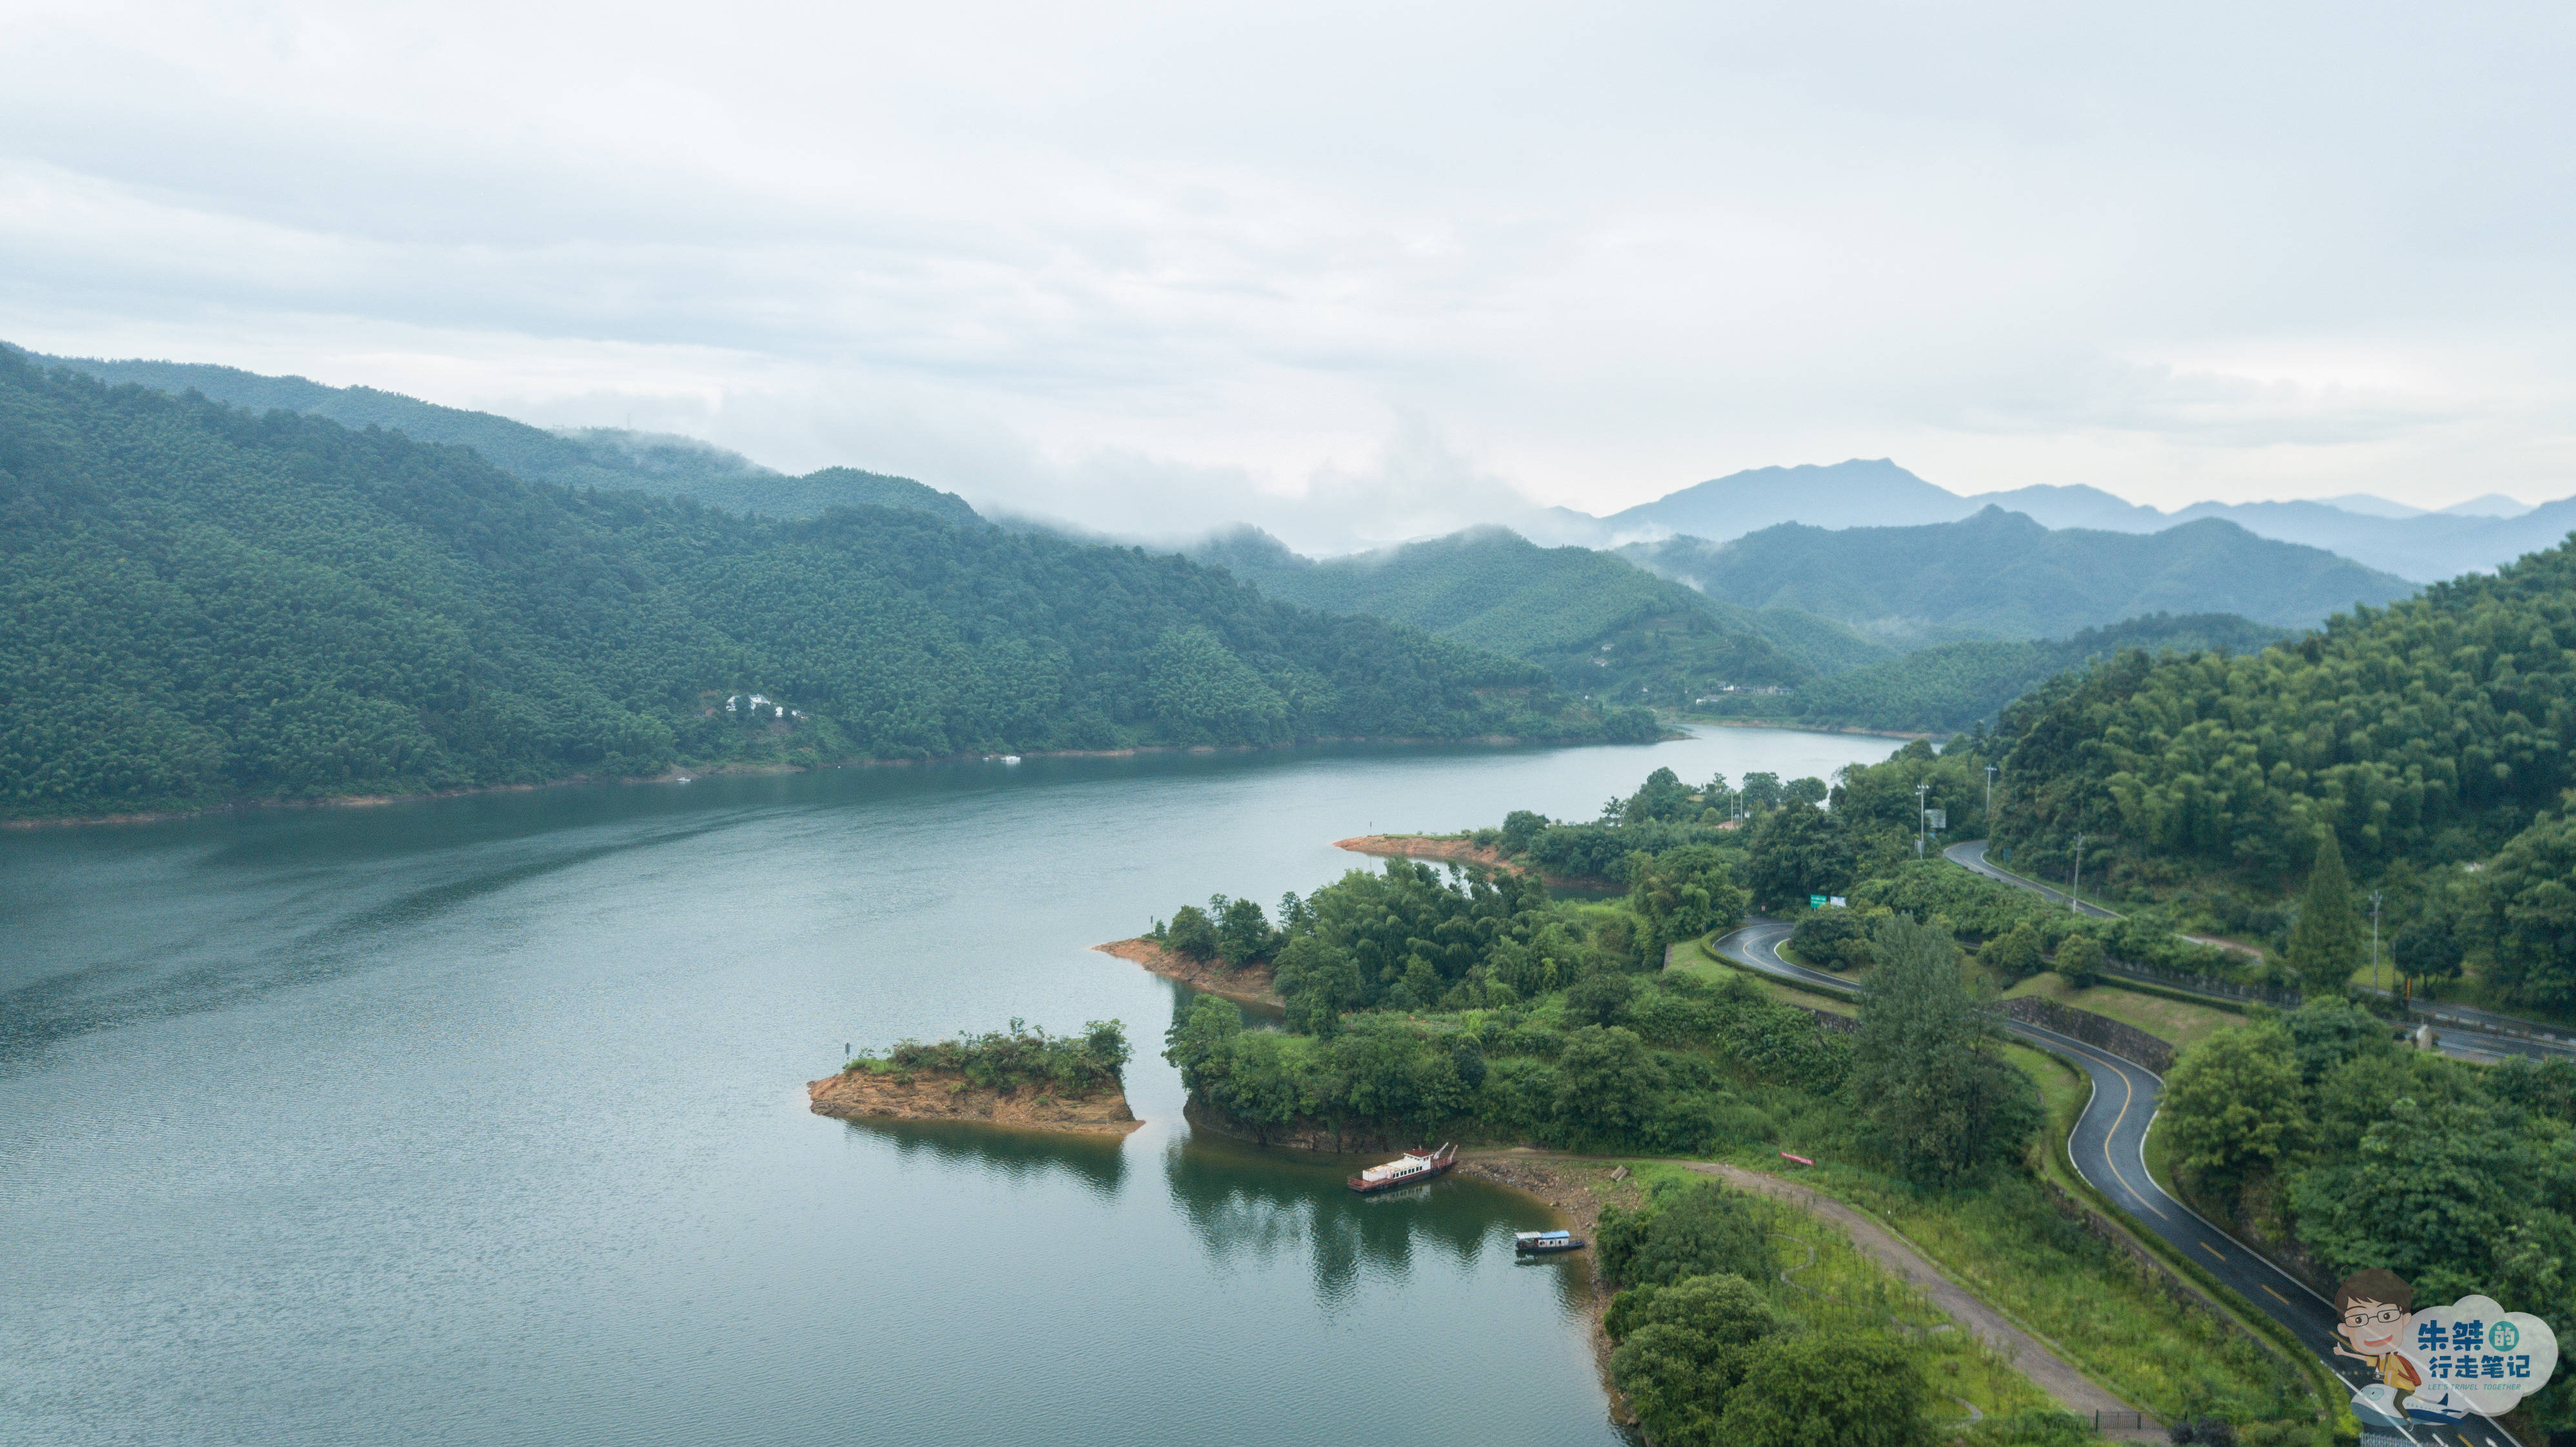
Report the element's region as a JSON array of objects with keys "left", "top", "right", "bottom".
[
  {"left": 2371, "top": 890, "right": 2384, "bottom": 993},
  {"left": 2069, "top": 833, "right": 2086, "bottom": 914},
  {"left": 1916, "top": 782, "right": 1931, "bottom": 858},
  {"left": 1984, "top": 764, "right": 1997, "bottom": 824}
]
